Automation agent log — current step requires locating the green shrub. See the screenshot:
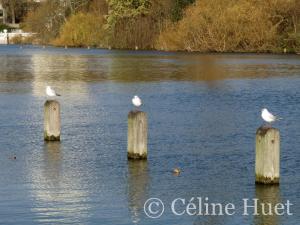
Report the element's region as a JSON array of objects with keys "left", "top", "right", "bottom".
[{"left": 0, "top": 23, "right": 13, "bottom": 32}]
